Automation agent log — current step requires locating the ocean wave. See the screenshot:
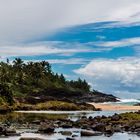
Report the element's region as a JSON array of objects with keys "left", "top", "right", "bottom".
[{"left": 119, "top": 99, "right": 140, "bottom": 103}]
